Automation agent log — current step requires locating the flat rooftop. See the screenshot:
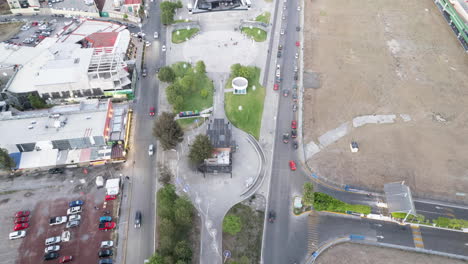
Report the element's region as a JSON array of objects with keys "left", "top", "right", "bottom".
[
  {"left": 0, "top": 100, "right": 109, "bottom": 153},
  {"left": 50, "top": 0, "right": 99, "bottom": 14}
]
